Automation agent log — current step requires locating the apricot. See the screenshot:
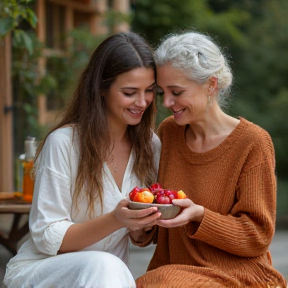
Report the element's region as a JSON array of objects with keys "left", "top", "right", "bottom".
[
  {"left": 177, "top": 190, "right": 187, "bottom": 199},
  {"left": 132, "top": 189, "right": 154, "bottom": 203}
]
